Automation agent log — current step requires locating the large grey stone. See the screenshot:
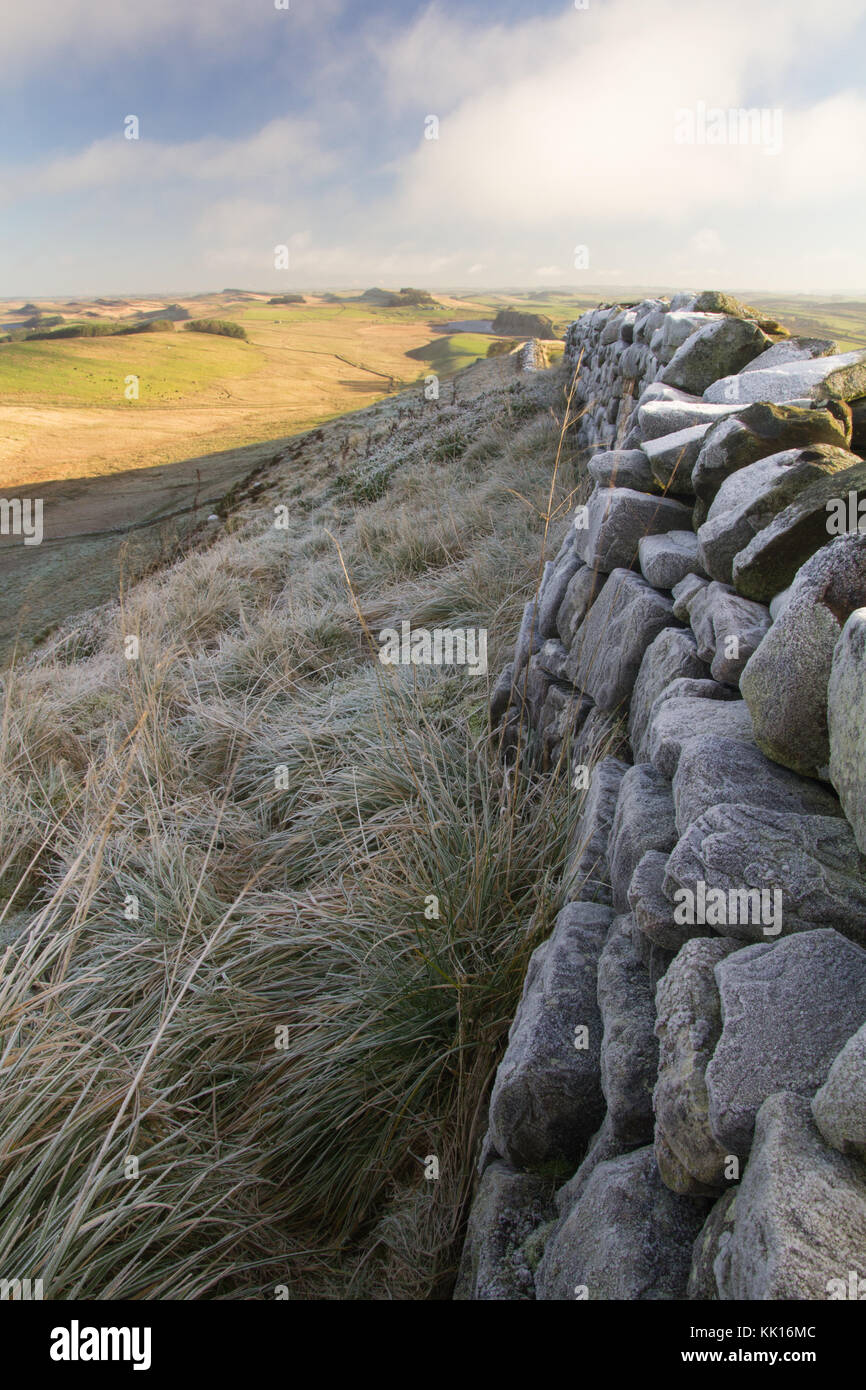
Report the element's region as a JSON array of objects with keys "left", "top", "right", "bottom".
[
  {"left": 535, "top": 1146, "right": 710, "bottom": 1300},
  {"left": 691, "top": 399, "right": 851, "bottom": 519},
  {"left": 597, "top": 917, "right": 659, "bottom": 1143},
  {"left": 638, "top": 530, "right": 704, "bottom": 591},
  {"left": 643, "top": 424, "right": 709, "bottom": 494},
  {"left": 660, "top": 317, "right": 772, "bottom": 395},
  {"left": 537, "top": 551, "right": 583, "bottom": 639},
  {"left": 486, "top": 901, "right": 614, "bottom": 1169},
  {"left": 556, "top": 563, "right": 604, "bottom": 647},
  {"left": 608, "top": 763, "right": 678, "bottom": 912},
  {"left": 704, "top": 348, "right": 866, "bottom": 405},
  {"left": 732, "top": 459, "right": 866, "bottom": 602},
  {"left": 628, "top": 849, "right": 711, "bottom": 953},
  {"left": 697, "top": 445, "right": 859, "bottom": 585},
  {"left": 663, "top": 803, "right": 866, "bottom": 946},
  {"left": 571, "top": 705, "right": 630, "bottom": 769},
  {"left": 629, "top": 629, "right": 710, "bottom": 761},
  {"left": 741, "top": 536, "right": 866, "bottom": 778},
  {"left": 671, "top": 734, "right": 840, "bottom": 834},
  {"left": 646, "top": 686, "right": 753, "bottom": 778},
  {"left": 828, "top": 608, "right": 866, "bottom": 853},
  {"left": 812, "top": 1022, "right": 866, "bottom": 1162},
  {"left": 638, "top": 398, "right": 739, "bottom": 441},
  {"left": 654, "top": 937, "right": 740, "bottom": 1194},
  {"left": 740, "top": 337, "right": 838, "bottom": 373},
  {"left": 681, "top": 579, "right": 771, "bottom": 684},
  {"left": 565, "top": 568, "right": 680, "bottom": 711},
  {"left": 706, "top": 930, "right": 866, "bottom": 1159},
  {"left": 587, "top": 448, "right": 658, "bottom": 493},
  {"left": 565, "top": 757, "right": 629, "bottom": 904},
  {"left": 687, "top": 1189, "right": 737, "bottom": 1300},
  {"left": 453, "top": 1161, "right": 556, "bottom": 1300},
  {"left": 574, "top": 486, "right": 693, "bottom": 573},
  {"left": 715, "top": 1093, "right": 866, "bottom": 1300}
]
